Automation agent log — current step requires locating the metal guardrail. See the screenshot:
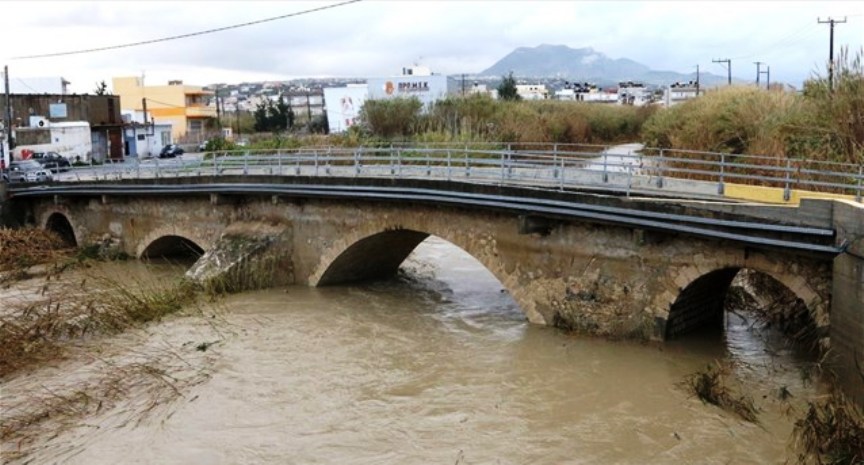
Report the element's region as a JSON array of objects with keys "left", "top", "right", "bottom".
[{"left": 10, "top": 144, "right": 864, "bottom": 202}]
